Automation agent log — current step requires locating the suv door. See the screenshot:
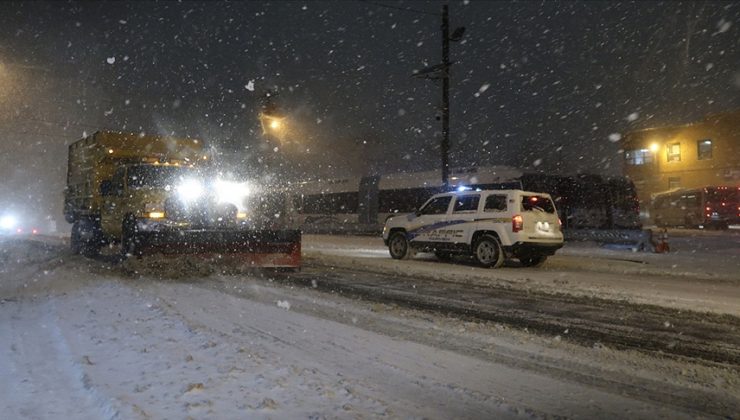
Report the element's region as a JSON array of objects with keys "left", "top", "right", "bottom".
[
  {"left": 408, "top": 195, "right": 453, "bottom": 246},
  {"left": 479, "top": 193, "right": 511, "bottom": 245},
  {"left": 451, "top": 194, "right": 481, "bottom": 245}
]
